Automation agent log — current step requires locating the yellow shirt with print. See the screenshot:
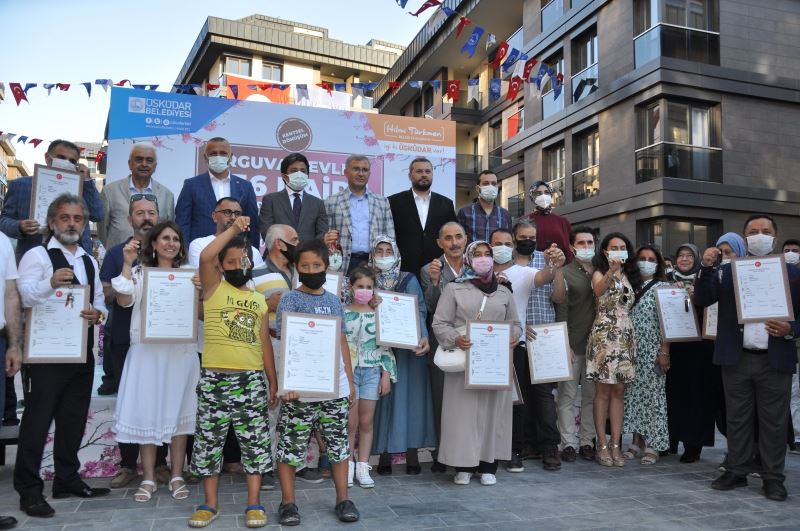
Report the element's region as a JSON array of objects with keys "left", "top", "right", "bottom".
[{"left": 203, "top": 280, "right": 267, "bottom": 370}]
